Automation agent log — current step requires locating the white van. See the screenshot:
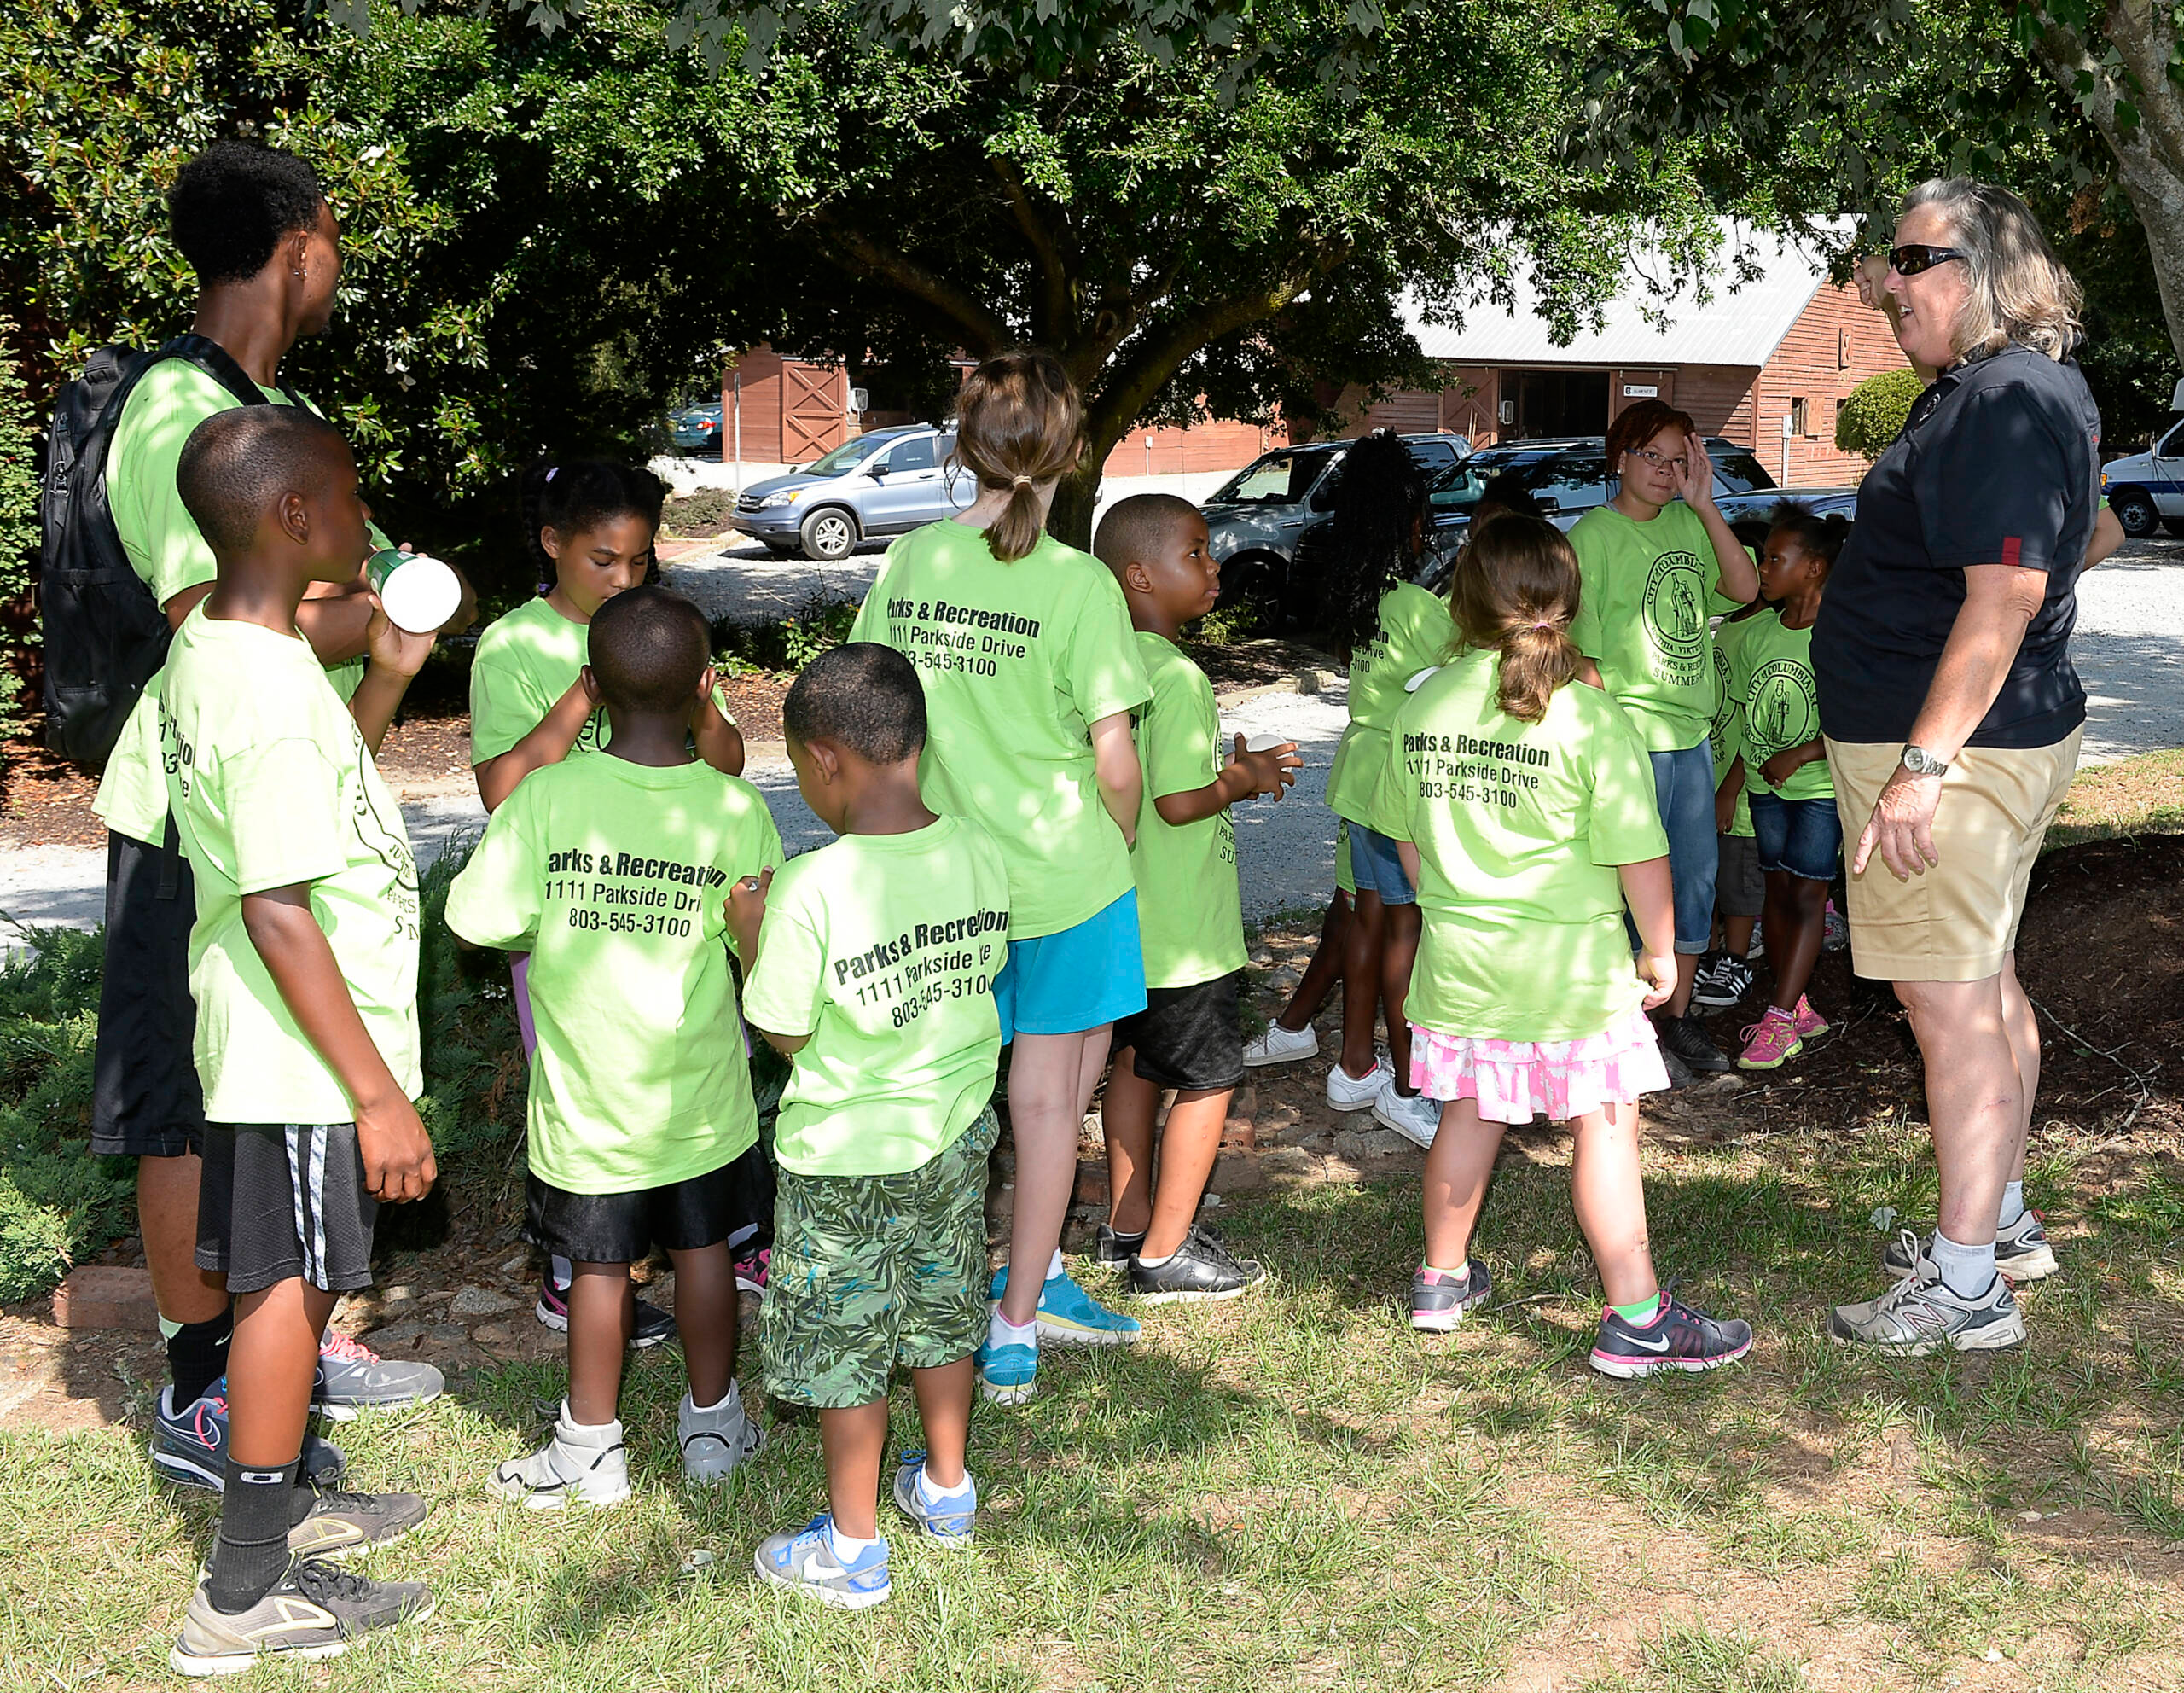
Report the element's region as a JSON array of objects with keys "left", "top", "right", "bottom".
[{"left": 2099, "top": 379, "right": 2184, "bottom": 538}]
